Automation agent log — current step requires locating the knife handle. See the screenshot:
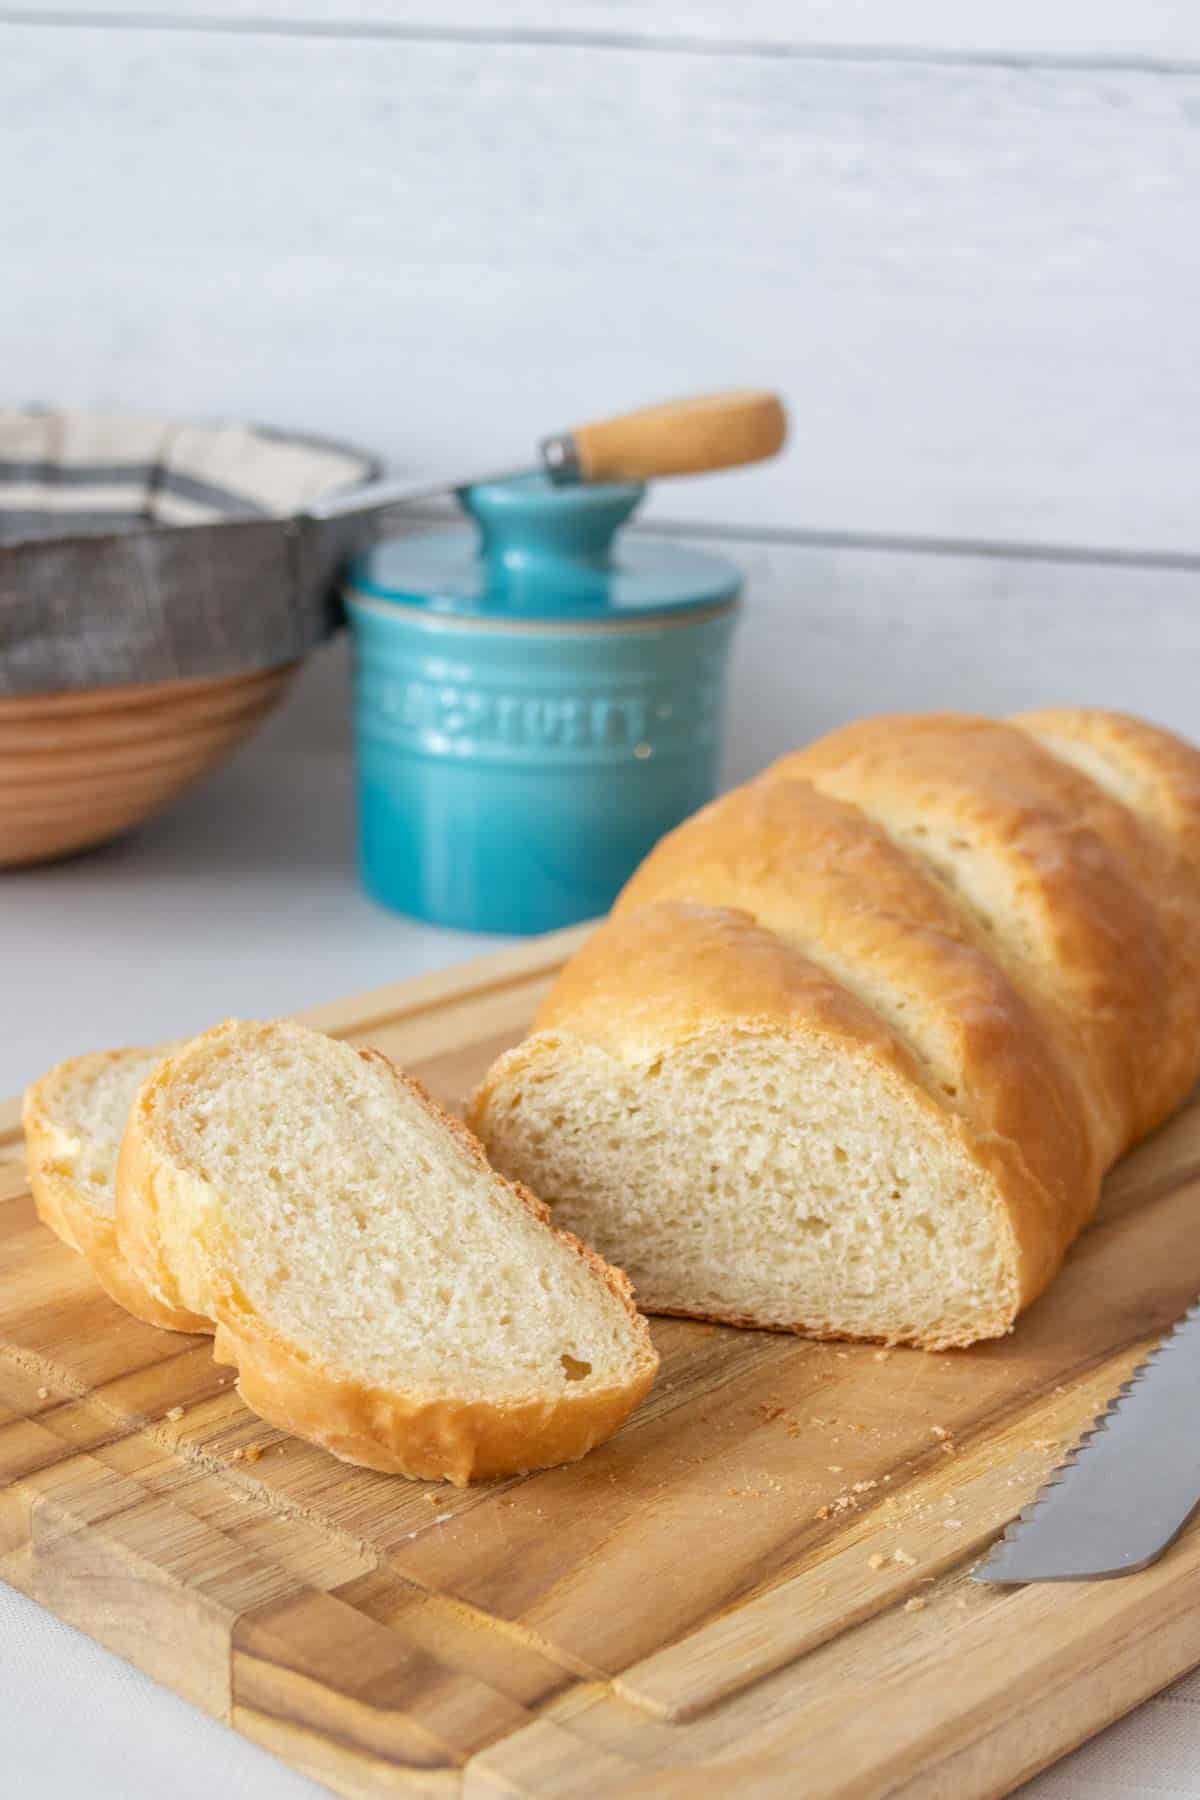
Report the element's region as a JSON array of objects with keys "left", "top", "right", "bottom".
[{"left": 542, "top": 389, "right": 787, "bottom": 485}]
